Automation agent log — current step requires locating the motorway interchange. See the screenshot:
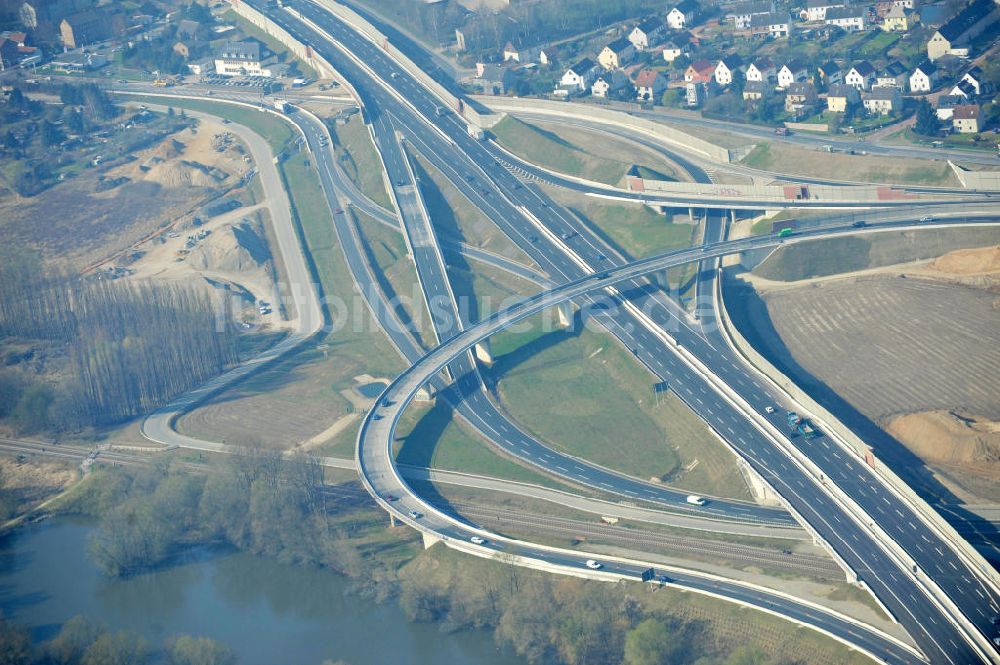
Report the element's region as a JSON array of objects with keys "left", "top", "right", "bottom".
[{"left": 134, "top": 0, "right": 1000, "bottom": 662}]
